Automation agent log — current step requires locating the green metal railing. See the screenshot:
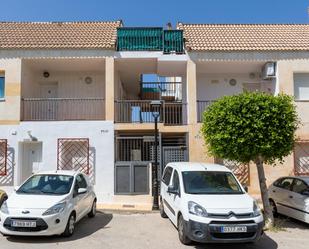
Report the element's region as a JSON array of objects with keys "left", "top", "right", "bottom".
[
  {"left": 117, "top": 27, "right": 184, "bottom": 53},
  {"left": 163, "top": 30, "right": 183, "bottom": 53}
]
